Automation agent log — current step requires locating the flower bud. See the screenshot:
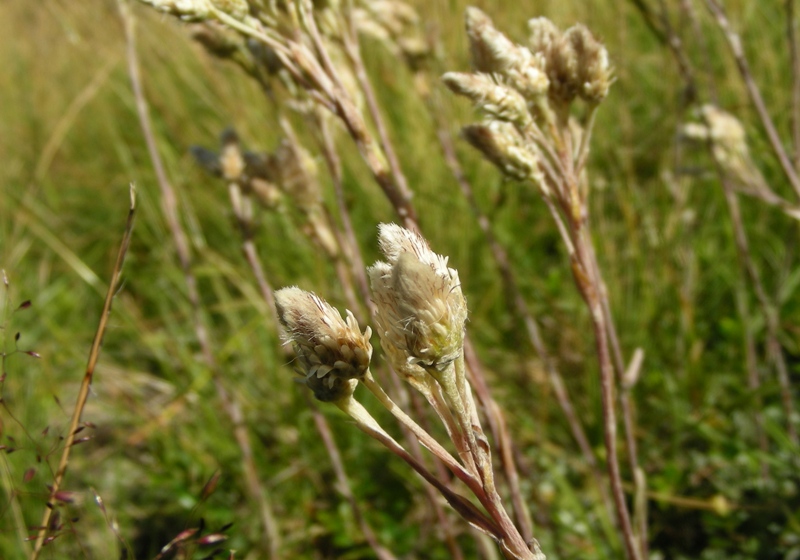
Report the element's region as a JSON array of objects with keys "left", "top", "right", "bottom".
[
  {"left": 462, "top": 121, "right": 540, "bottom": 182},
  {"left": 528, "top": 17, "right": 560, "bottom": 55},
  {"left": 275, "top": 287, "right": 372, "bottom": 401},
  {"left": 369, "top": 225, "right": 467, "bottom": 371},
  {"left": 565, "top": 25, "right": 611, "bottom": 103},
  {"left": 442, "top": 72, "right": 531, "bottom": 127}
]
